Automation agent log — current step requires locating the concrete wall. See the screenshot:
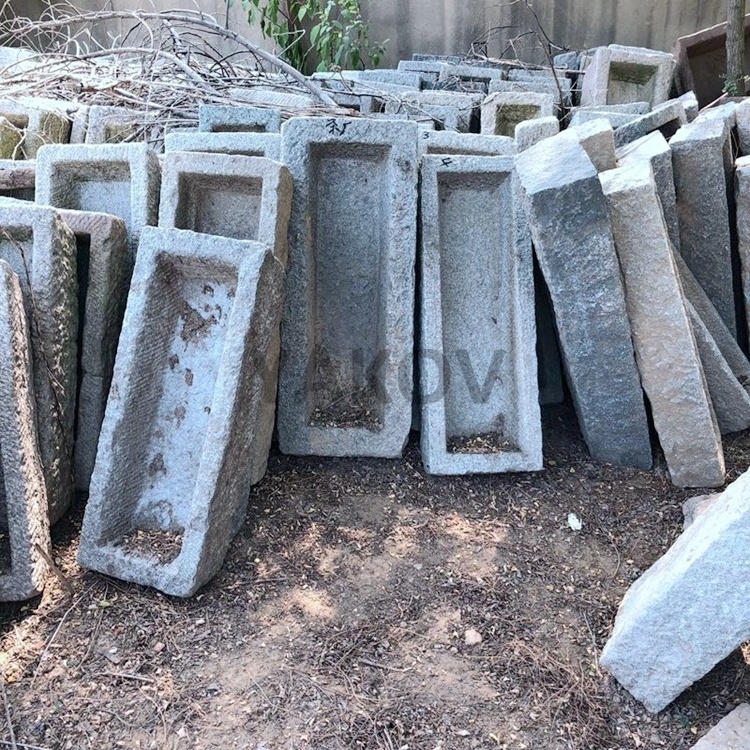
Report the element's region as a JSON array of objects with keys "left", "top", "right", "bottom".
[{"left": 11, "top": 0, "right": 727, "bottom": 67}]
